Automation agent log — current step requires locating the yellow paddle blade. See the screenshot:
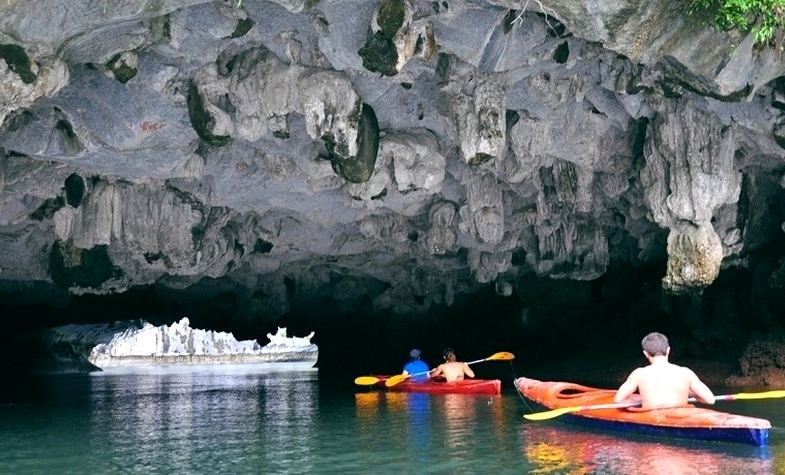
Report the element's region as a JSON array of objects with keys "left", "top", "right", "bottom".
[
  {"left": 487, "top": 351, "right": 515, "bottom": 361},
  {"left": 385, "top": 374, "right": 410, "bottom": 387},
  {"left": 354, "top": 376, "right": 381, "bottom": 386},
  {"left": 523, "top": 406, "right": 582, "bottom": 421},
  {"left": 734, "top": 390, "right": 785, "bottom": 400}
]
